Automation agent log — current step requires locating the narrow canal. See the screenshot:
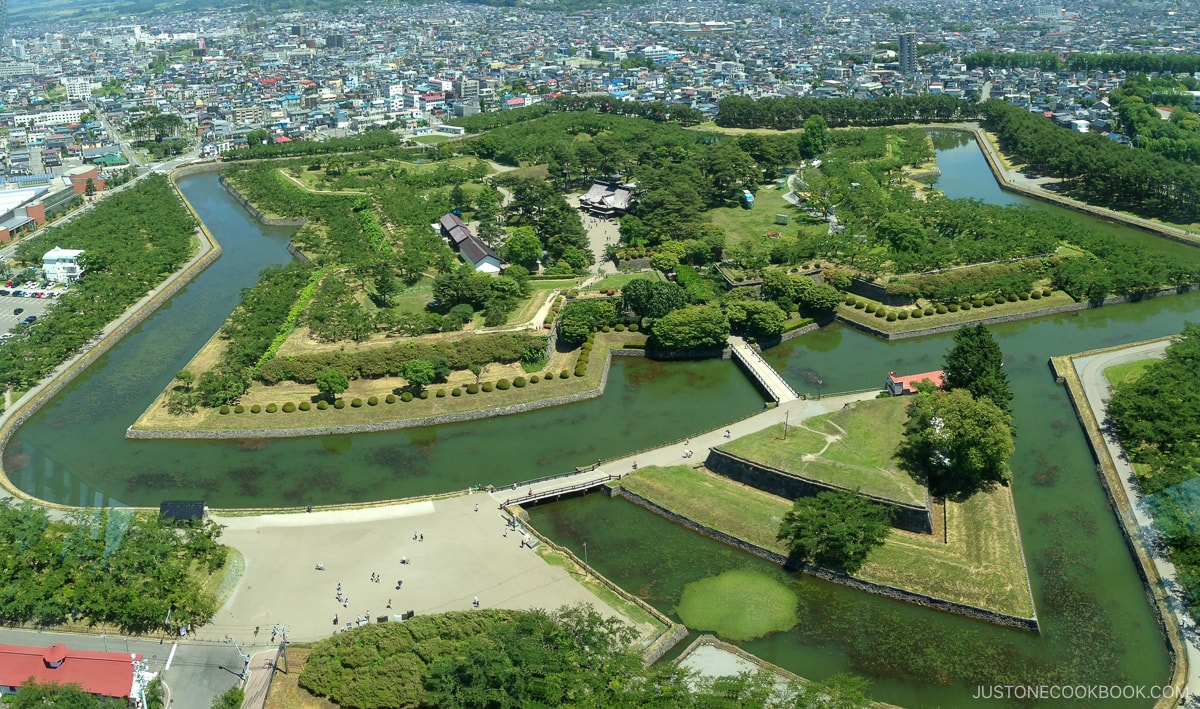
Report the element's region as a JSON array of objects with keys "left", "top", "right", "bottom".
[{"left": 5, "top": 135, "right": 1192, "bottom": 705}]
